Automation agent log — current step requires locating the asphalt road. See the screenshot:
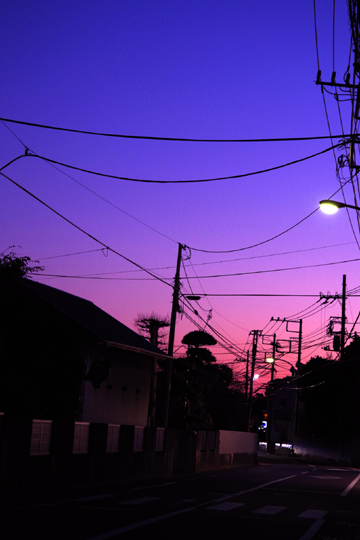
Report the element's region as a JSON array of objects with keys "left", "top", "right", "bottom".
[{"left": 3, "top": 459, "right": 360, "bottom": 540}]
